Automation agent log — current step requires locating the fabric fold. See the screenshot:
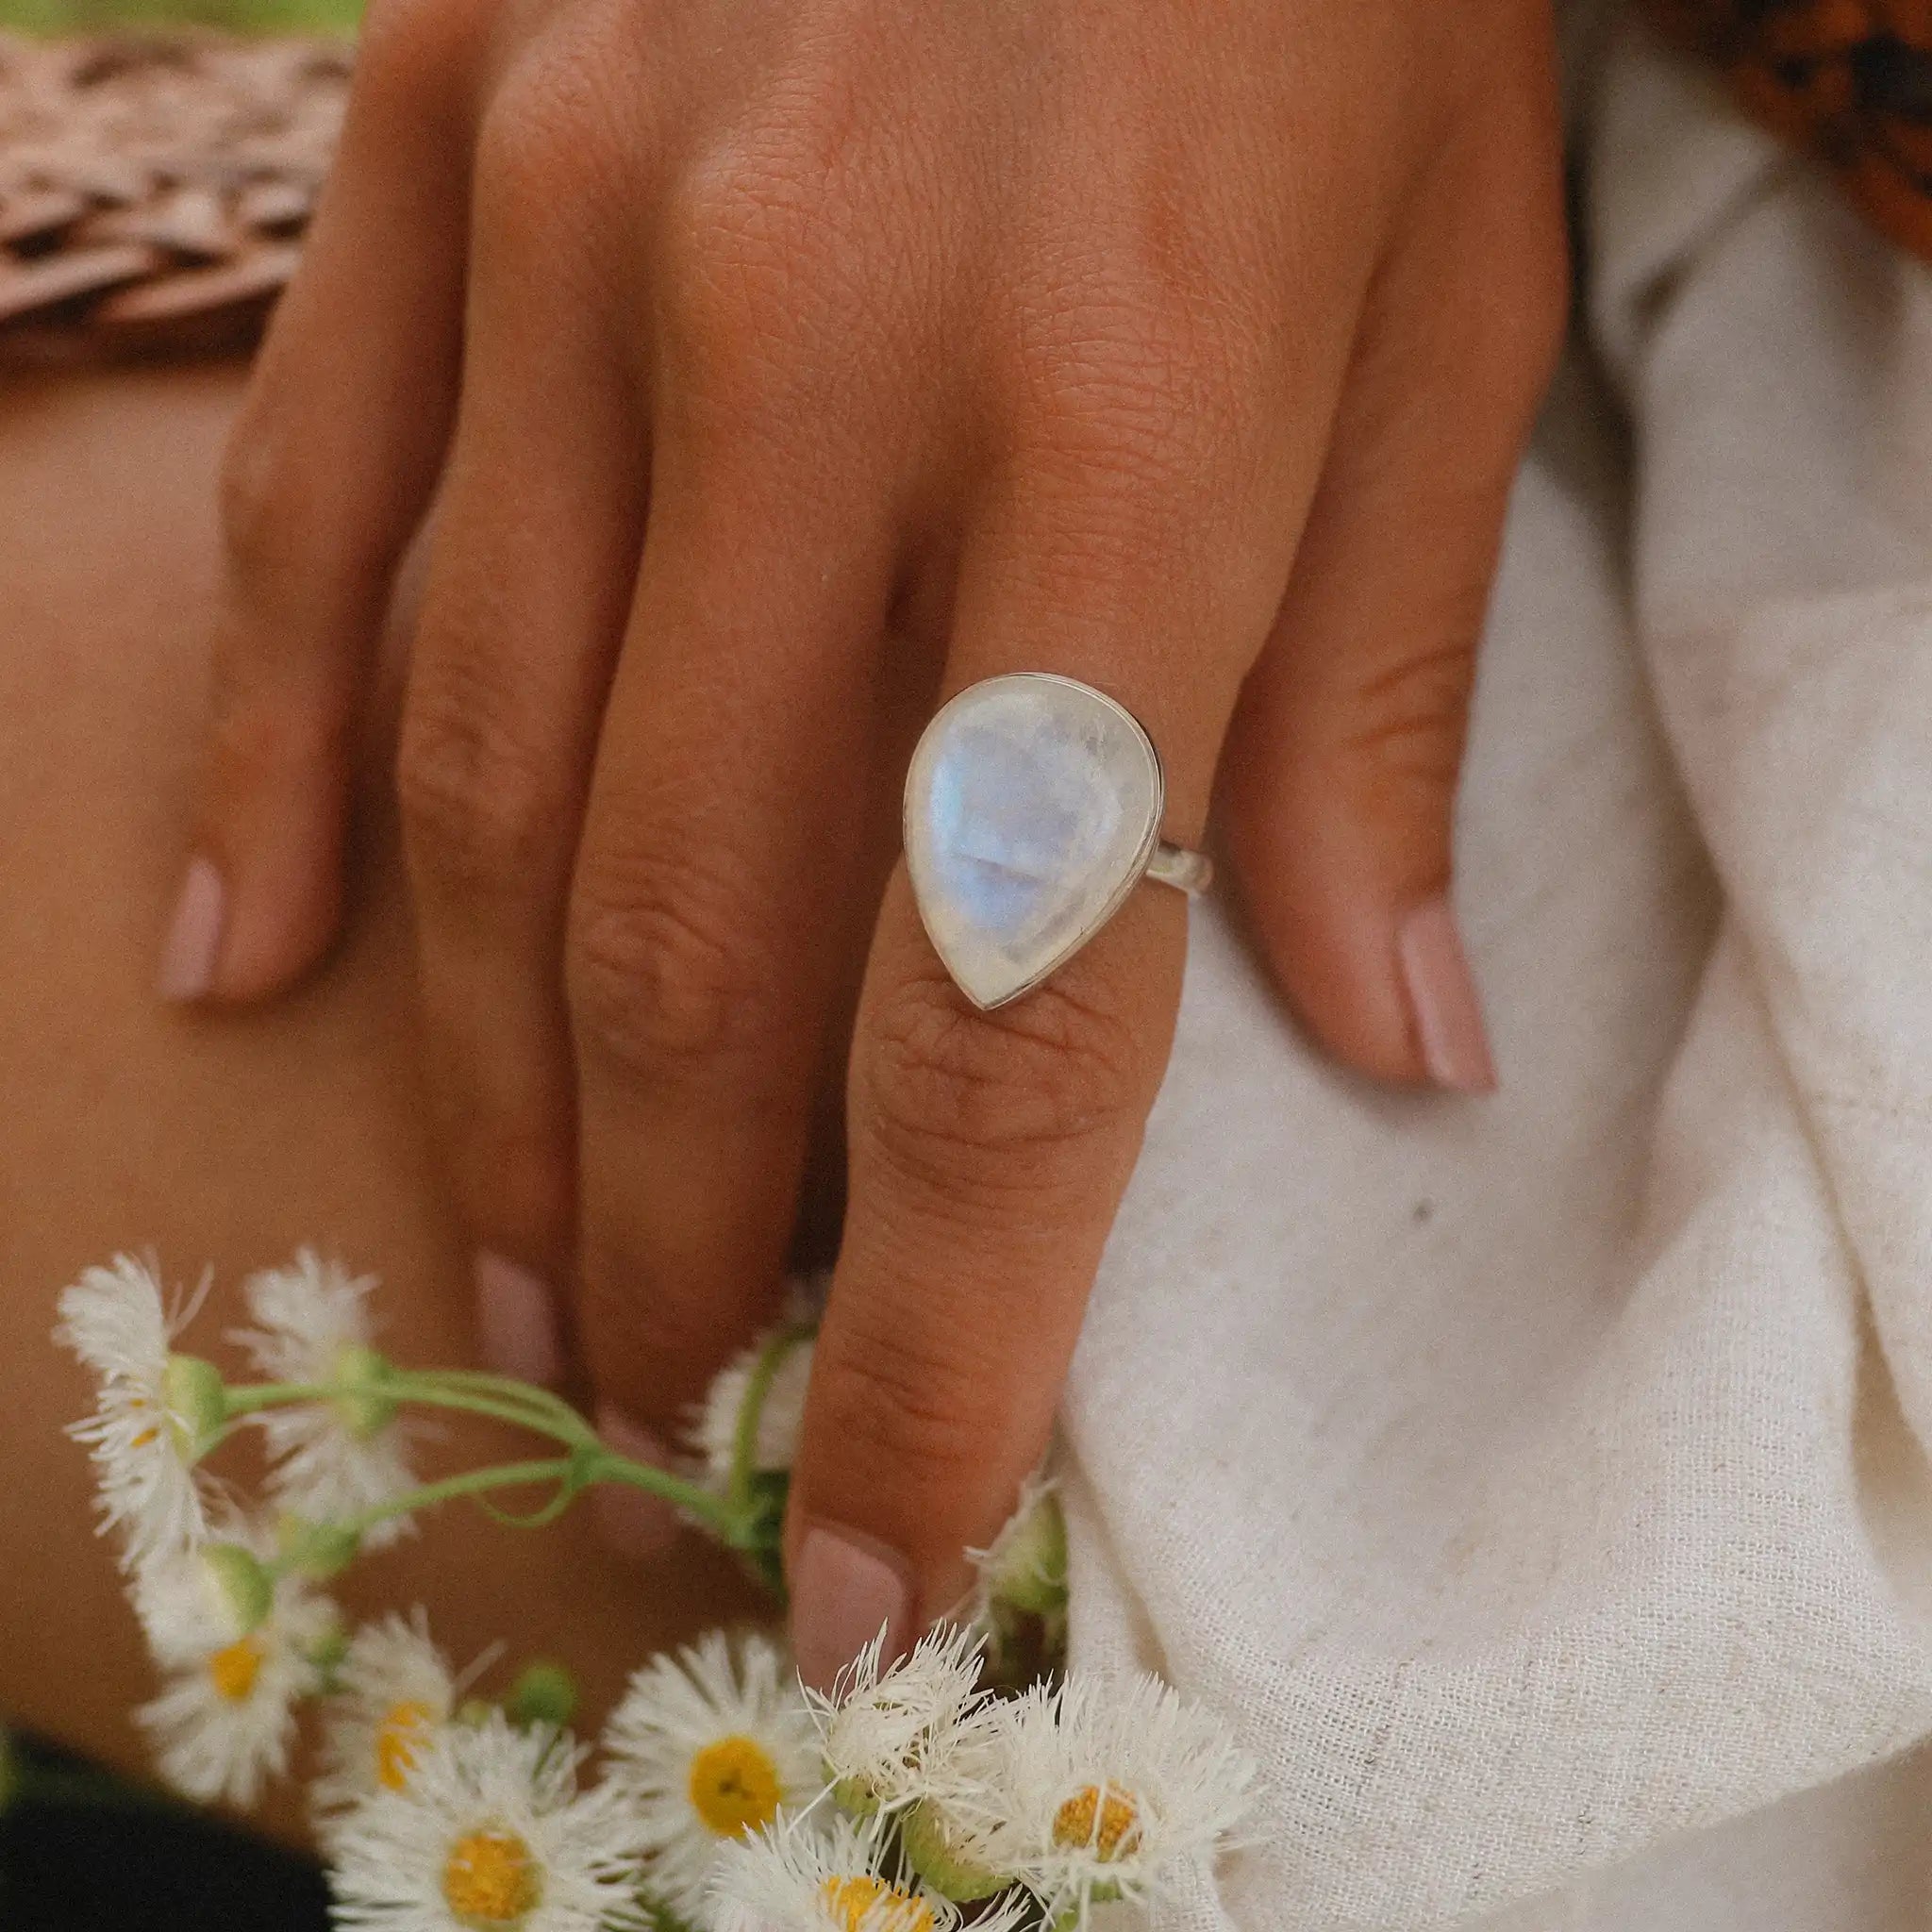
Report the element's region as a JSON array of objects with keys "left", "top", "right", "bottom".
[{"left": 1061, "top": 19, "right": 1932, "bottom": 1928}]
